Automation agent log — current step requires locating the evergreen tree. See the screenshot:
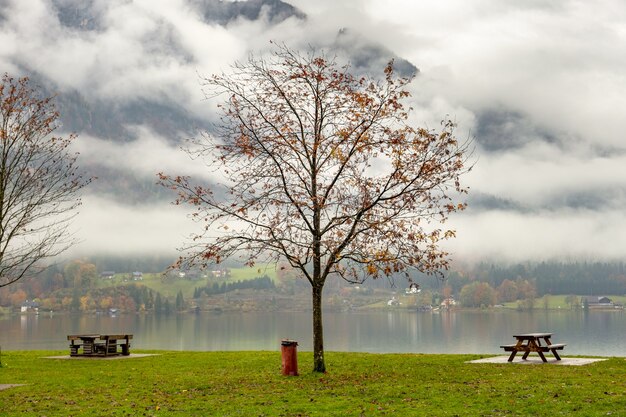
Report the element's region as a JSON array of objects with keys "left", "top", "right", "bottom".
[
  {"left": 155, "top": 293, "right": 163, "bottom": 314},
  {"left": 70, "top": 288, "right": 81, "bottom": 312},
  {"left": 164, "top": 299, "right": 172, "bottom": 315},
  {"left": 176, "top": 290, "right": 185, "bottom": 311}
]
